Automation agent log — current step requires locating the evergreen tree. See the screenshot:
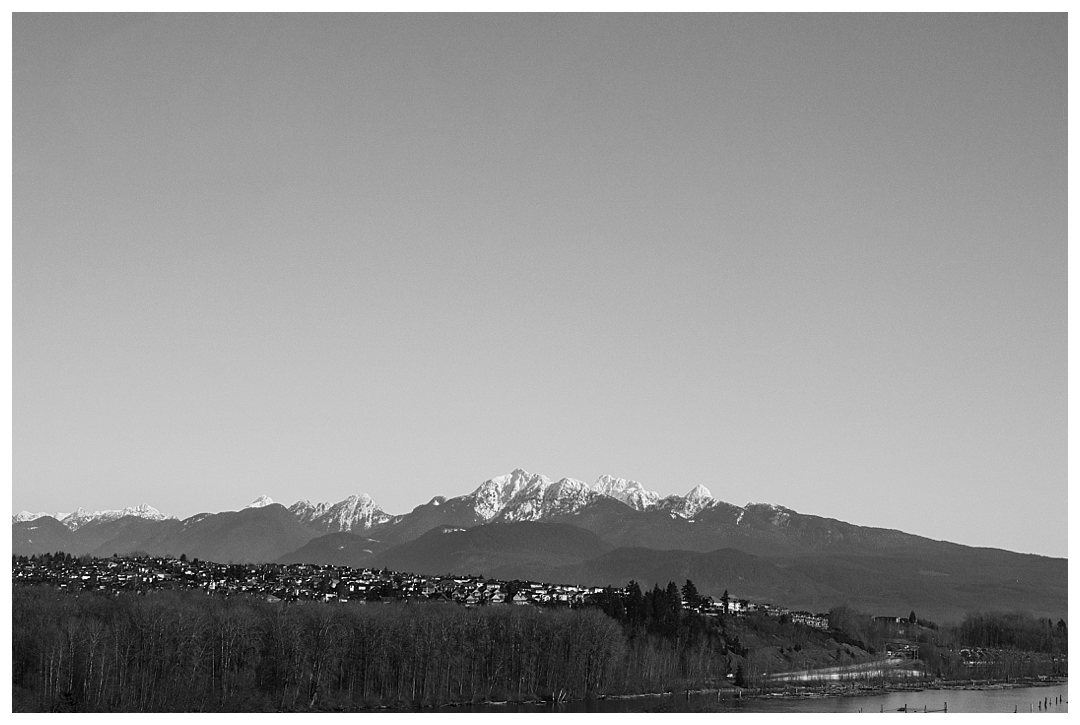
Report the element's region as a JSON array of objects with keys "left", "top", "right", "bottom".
[
  {"left": 681, "top": 579, "right": 700, "bottom": 609},
  {"left": 666, "top": 581, "right": 682, "bottom": 608},
  {"left": 624, "top": 581, "right": 644, "bottom": 627}
]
